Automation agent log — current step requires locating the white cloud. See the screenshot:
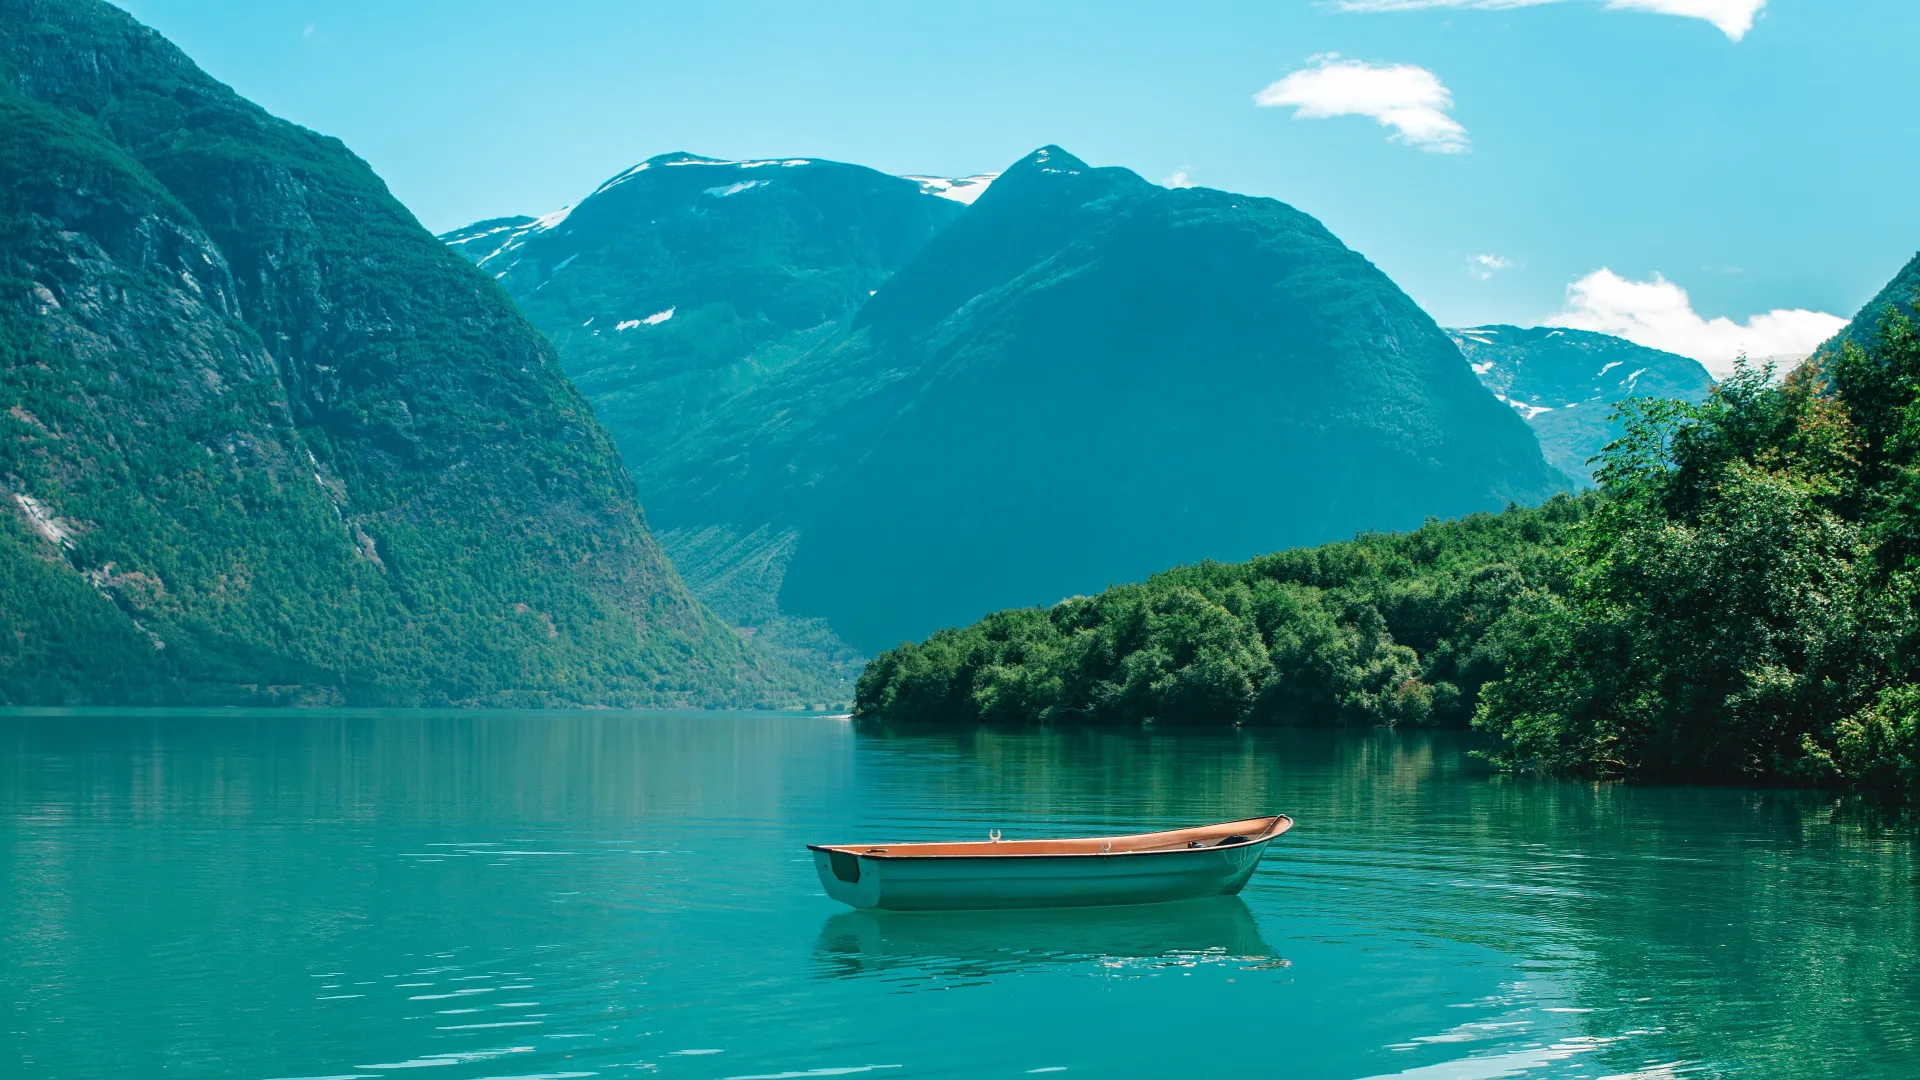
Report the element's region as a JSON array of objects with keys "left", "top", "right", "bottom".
[
  {"left": 1471, "top": 254, "right": 1515, "bottom": 280},
  {"left": 1163, "top": 168, "right": 1195, "bottom": 189},
  {"left": 1545, "top": 269, "right": 1848, "bottom": 378},
  {"left": 1606, "top": 0, "right": 1764, "bottom": 40},
  {"left": 1253, "top": 55, "right": 1468, "bottom": 154},
  {"left": 1333, "top": 0, "right": 1766, "bottom": 42}
]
